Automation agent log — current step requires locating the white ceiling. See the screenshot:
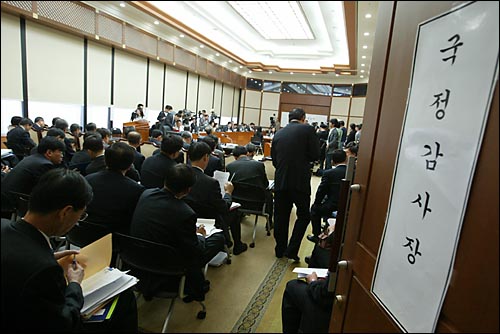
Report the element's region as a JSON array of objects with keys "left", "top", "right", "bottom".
[{"left": 83, "top": 1, "right": 379, "bottom": 84}]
